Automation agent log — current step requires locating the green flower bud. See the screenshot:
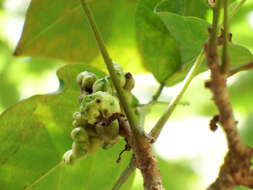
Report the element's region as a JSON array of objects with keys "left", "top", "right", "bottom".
[
  {"left": 80, "top": 91, "right": 120, "bottom": 125},
  {"left": 87, "top": 137, "right": 102, "bottom": 155},
  {"left": 72, "top": 112, "right": 87, "bottom": 127},
  {"left": 63, "top": 150, "right": 75, "bottom": 165},
  {"left": 102, "top": 137, "right": 119, "bottom": 149},
  {"left": 76, "top": 71, "right": 97, "bottom": 92},
  {"left": 92, "top": 76, "right": 113, "bottom": 94},
  {"left": 73, "top": 112, "right": 82, "bottom": 120},
  {"left": 113, "top": 63, "right": 126, "bottom": 87},
  {"left": 95, "top": 120, "right": 119, "bottom": 142},
  {"left": 71, "top": 127, "right": 89, "bottom": 143},
  {"left": 72, "top": 142, "right": 89, "bottom": 159},
  {"left": 84, "top": 125, "right": 97, "bottom": 137},
  {"left": 124, "top": 72, "right": 135, "bottom": 91},
  {"left": 78, "top": 93, "right": 88, "bottom": 104}
]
